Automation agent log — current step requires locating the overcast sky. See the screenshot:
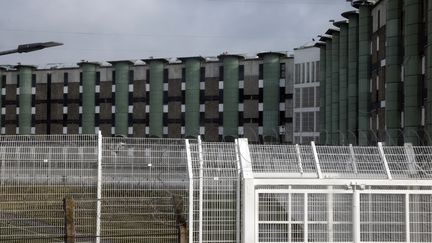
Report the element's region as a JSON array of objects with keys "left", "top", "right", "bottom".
[{"left": 0, "top": 0, "right": 353, "bottom": 67}]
